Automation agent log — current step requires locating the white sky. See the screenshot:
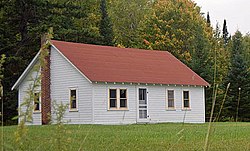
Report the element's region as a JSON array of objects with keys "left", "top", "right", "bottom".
[{"left": 193, "top": 0, "right": 250, "bottom": 35}]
